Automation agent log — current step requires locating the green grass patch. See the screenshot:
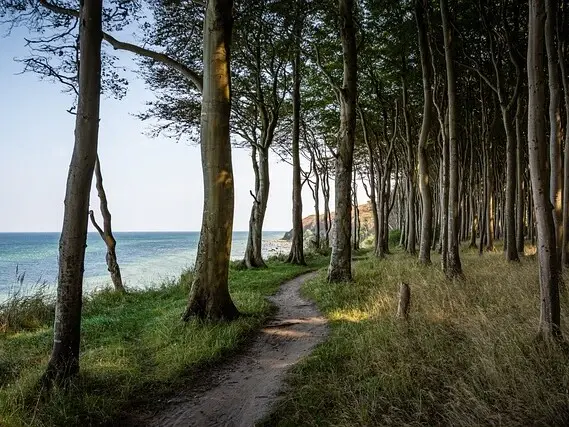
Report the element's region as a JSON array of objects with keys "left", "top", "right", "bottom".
[
  {"left": 265, "top": 245, "right": 569, "bottom": 426},
  {"left": 0, "top": 255, "right": 328, "bottom": 426}
]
